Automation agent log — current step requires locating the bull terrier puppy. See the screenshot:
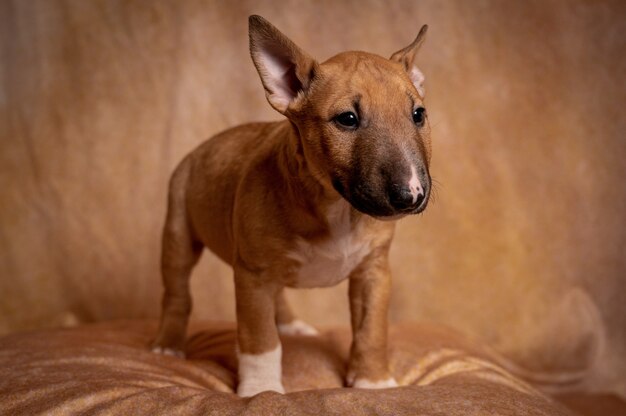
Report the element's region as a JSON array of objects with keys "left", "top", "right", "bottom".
[{"left": 152, "top": 15, "right": 431, "bottom": 397}]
